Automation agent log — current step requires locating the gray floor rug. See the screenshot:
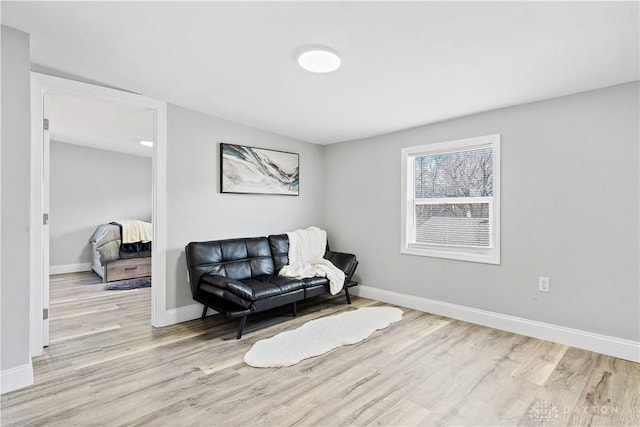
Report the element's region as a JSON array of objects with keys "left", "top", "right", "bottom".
[{"left": 104, "top": 277, "right": 151, "bottom": 290}]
